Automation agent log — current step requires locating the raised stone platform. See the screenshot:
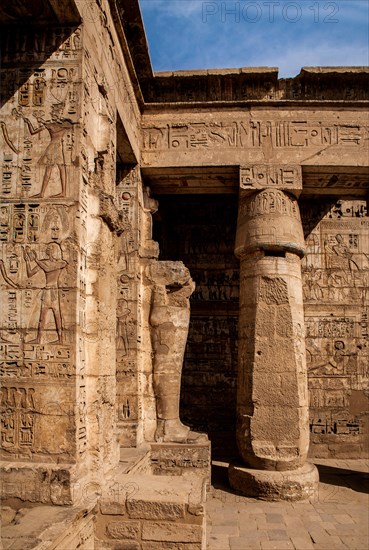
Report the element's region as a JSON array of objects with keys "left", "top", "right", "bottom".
[
  {"left": 1, "top": 446, "right": 208, "bottom": 549},
  {"left": 96, "top": 471, "right": 207, "bottom": 549}
]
